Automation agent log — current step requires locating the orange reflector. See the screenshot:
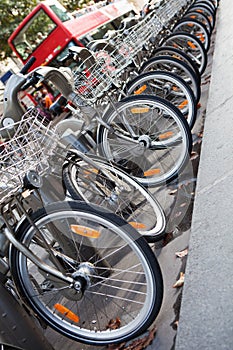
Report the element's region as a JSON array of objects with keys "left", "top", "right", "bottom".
[
  {"left": 129, "top": 222, "right": 147, "bottom": 229},
  {"left": 187, "top": 41, "right": 197, "bottom": 49},
  {"left": 131, "top": 107, "right": 149, "bottom": 113},
  {"left": 178, "top": 100, "right": 188, "bottom": 109},
  {"left": 187, "top": 23, "right": 194, "bottom": 27},
  {"left": 159, "top": 131, "right": 174, "bottom": 140},
  {"left": 144, "top": 168, "right": 161, "bottom": 176},
  {"left": 134, "top": 85, "right": 147, "bottom": 95},
  {"left": 197, "top": 33, "right": 205, "bottom": 42},
  {"left": 197, "top": 9, "right": 203, "bottom": 13},
  {"left": 71, "top": 225, "right": 100, "bottom": 238},
  {"left": 172, "top": 86, "right": 179, "bottom": 91},
  {"left": 83, "top": 168, "right": 98, "bottom": 175},
  {"left": 172, "top": 43, "right": 179, "bottom": 48},
  {"left": 190, "top": 15, "right": 196, "bottom": 19},
  {"left": 54, "top": 304, "right": 80, "bottom": 323}
]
